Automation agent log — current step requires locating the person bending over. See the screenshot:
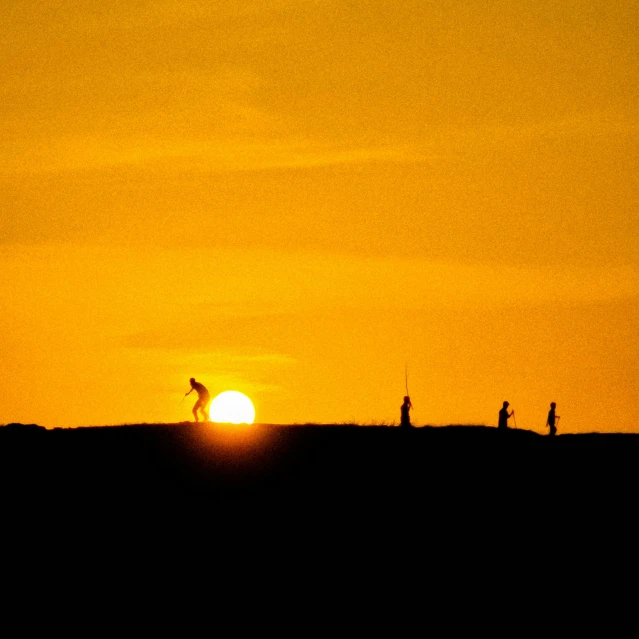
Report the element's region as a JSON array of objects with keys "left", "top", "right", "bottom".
[{"left": 185, "top": 378, "right": 210, "bottom": 422}]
